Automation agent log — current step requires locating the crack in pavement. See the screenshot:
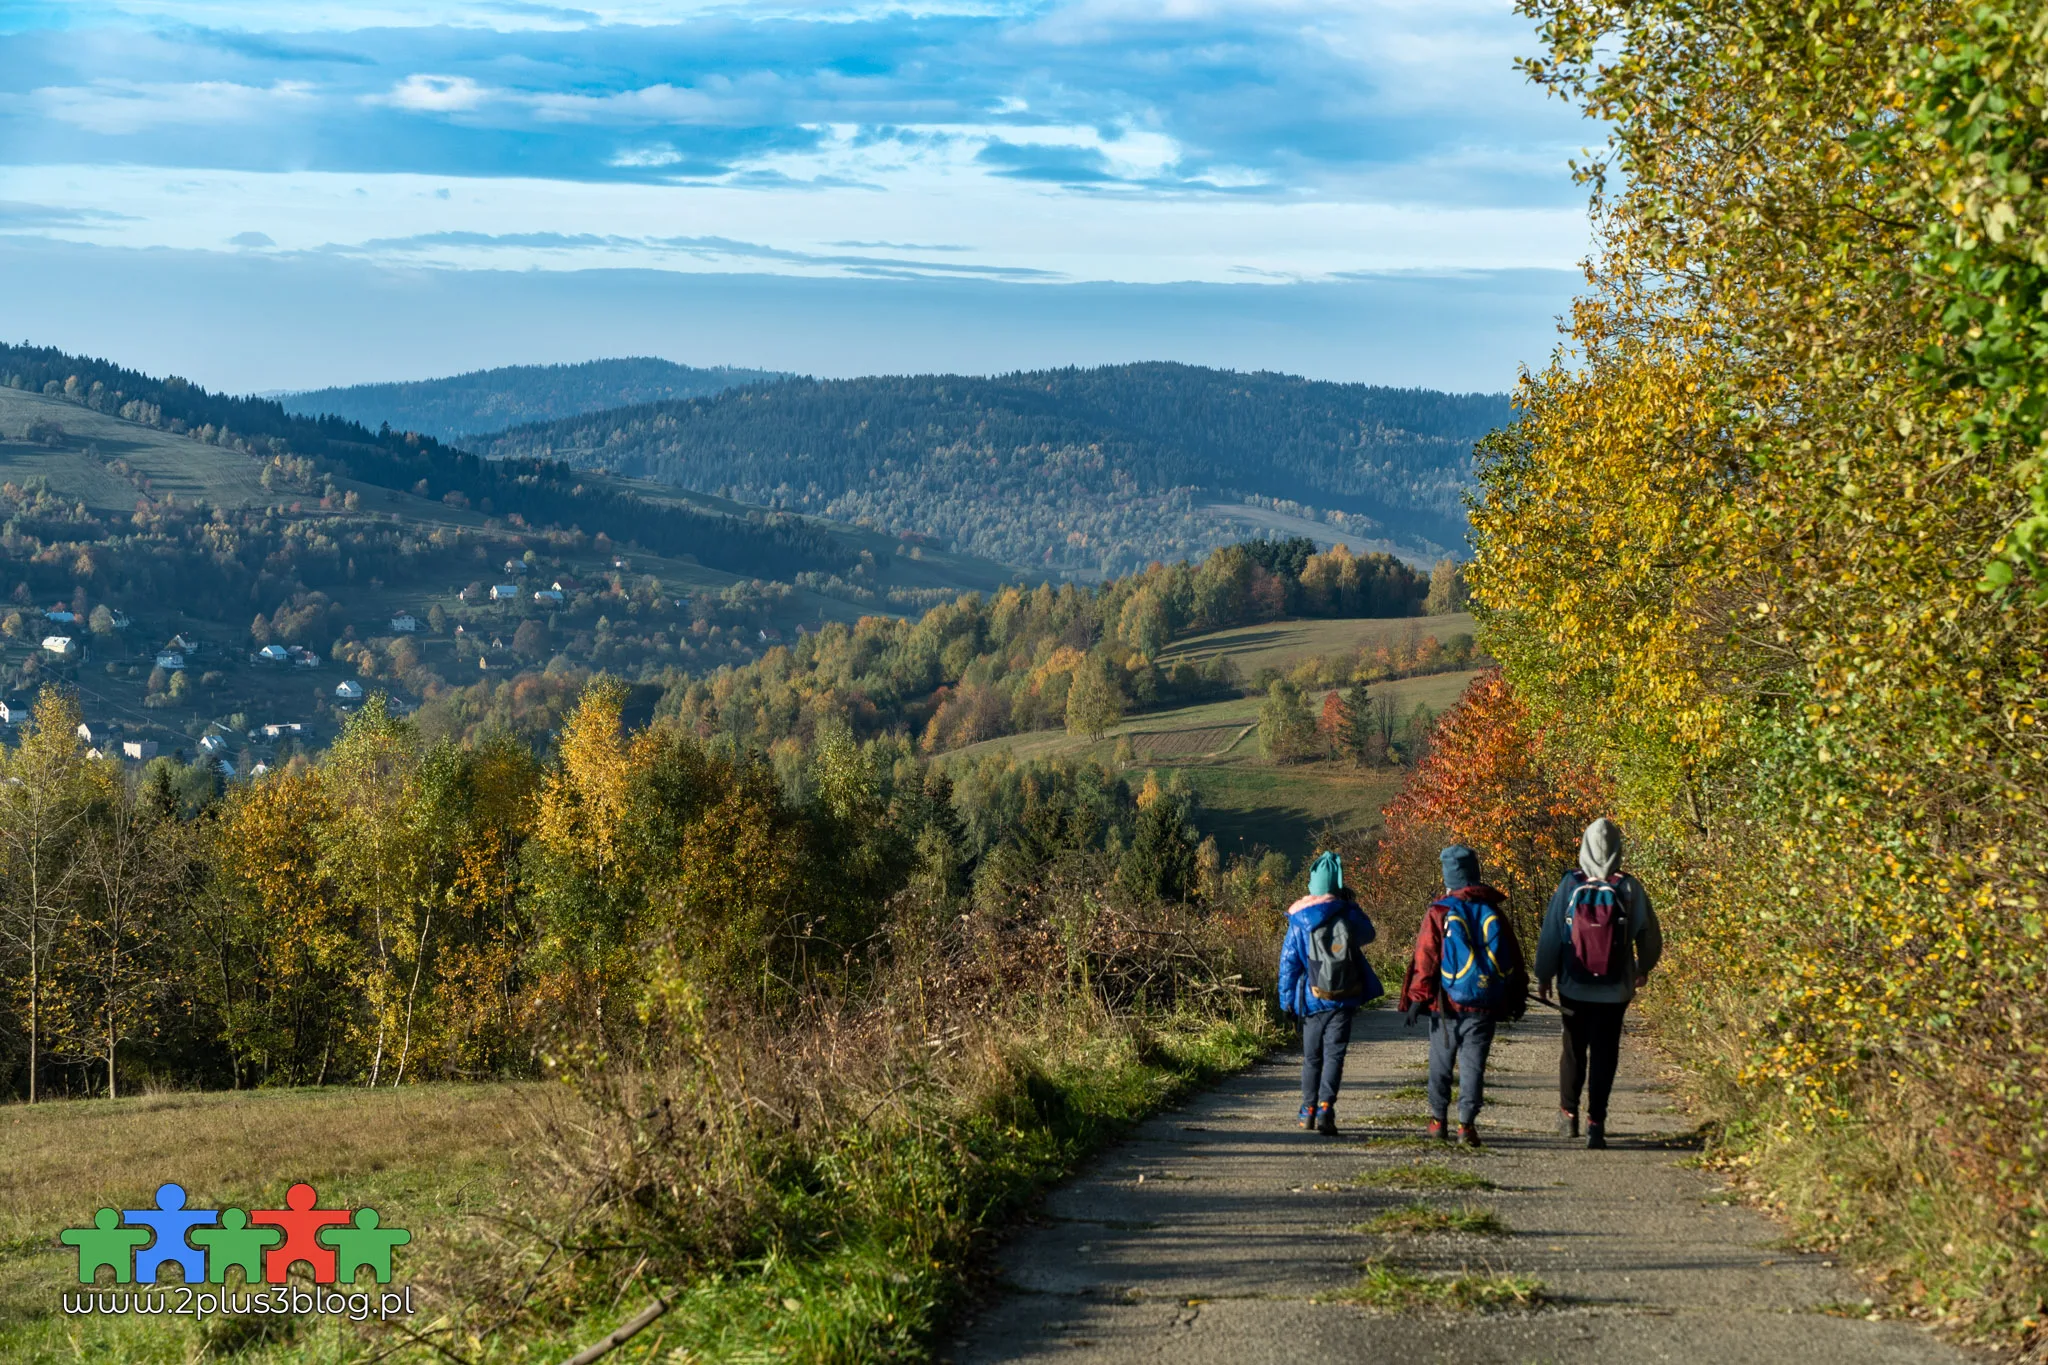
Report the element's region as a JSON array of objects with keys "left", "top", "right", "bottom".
[{"left": 948, "top": 1009, "right": 1990, "bottom": 1365}]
